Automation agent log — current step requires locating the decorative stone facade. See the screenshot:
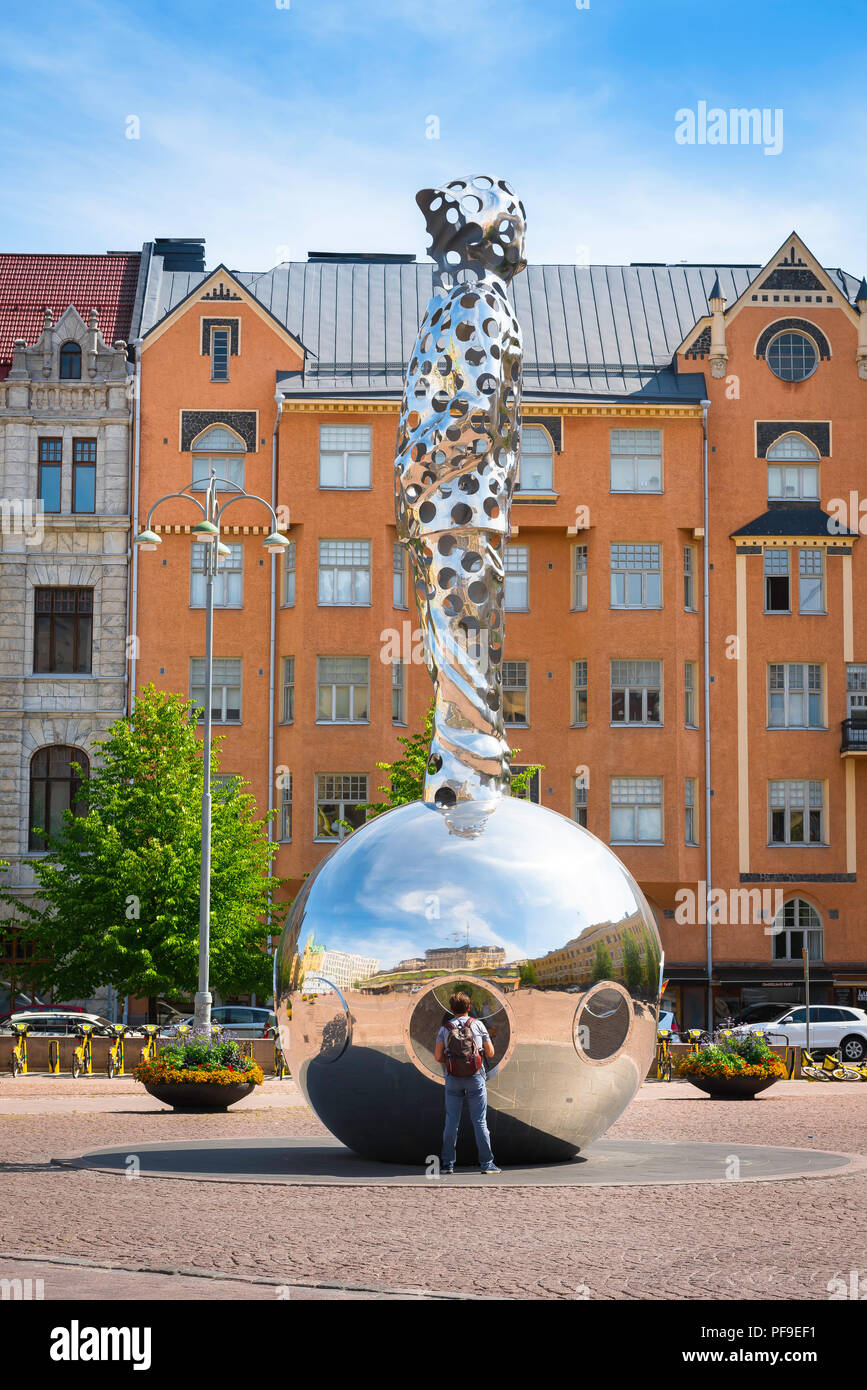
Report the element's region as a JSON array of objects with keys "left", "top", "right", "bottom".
[{"left": 0, "top": 304, "right": 132, "bottom": 1010}]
